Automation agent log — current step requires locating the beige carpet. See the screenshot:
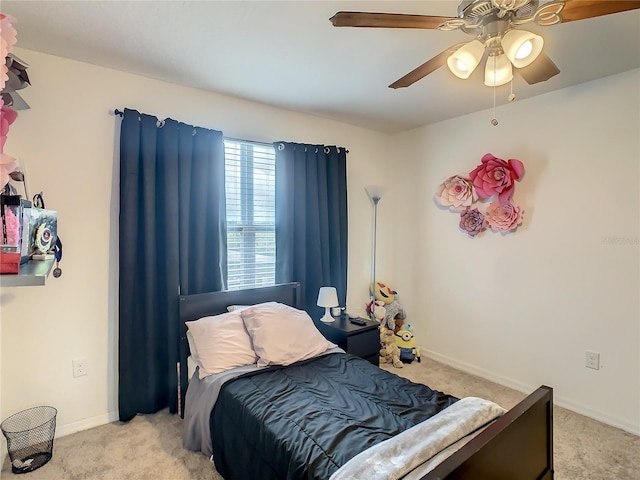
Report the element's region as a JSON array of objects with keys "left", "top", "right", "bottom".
[{"left": 2, "top": 357, "right": 638, "bottom": 479}]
